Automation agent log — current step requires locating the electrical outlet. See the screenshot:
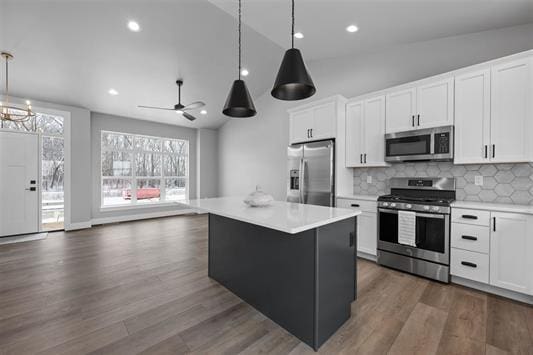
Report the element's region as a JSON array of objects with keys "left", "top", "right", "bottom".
[
  {"left": 475, "top": 175, "right": 484, "bottom": 186},
  {"left": 367, "top": 176, "right": 373, "bottom": 184}
]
